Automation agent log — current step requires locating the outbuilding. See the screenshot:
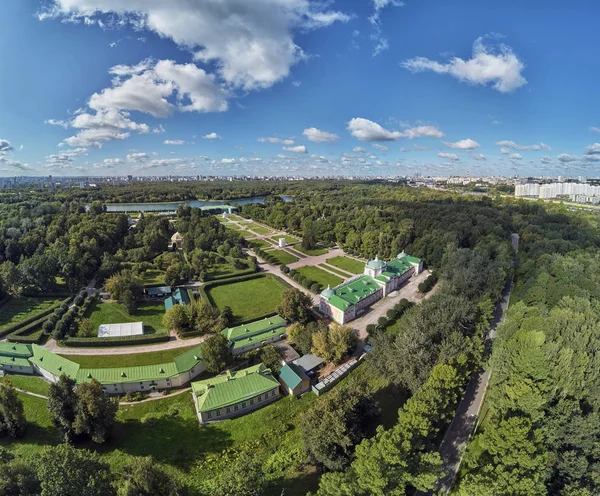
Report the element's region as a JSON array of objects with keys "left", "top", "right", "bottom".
[
  {"left": 278, "top": 363, "right": 310, "bottom": 396},
  {"left": 97, "top": 322, "right": 144, "bottom": 338}
]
